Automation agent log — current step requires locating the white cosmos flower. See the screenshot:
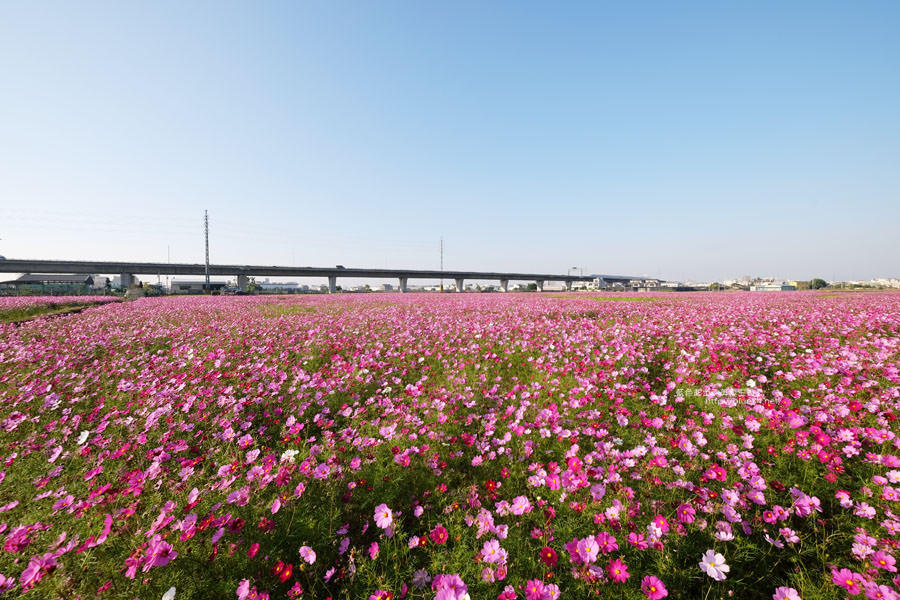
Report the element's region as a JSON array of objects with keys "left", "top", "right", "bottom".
[
  {"left": 162, "top": 587, "right": 176, "bottom": 600},
  {"left": 699, "top": 549, "right": 730, "bottom": 581}
]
